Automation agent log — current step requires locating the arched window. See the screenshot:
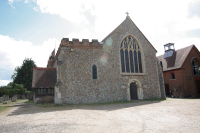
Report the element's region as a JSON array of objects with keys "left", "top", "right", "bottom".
[
  {"left": 192, "top": 60, "right": 199, "bottom": 76},
  {"left": 120, "top": 35, "right": 143, "bottom": 73},
  {"left": 92, "top": 65, "right": 97, "bottom": 79}
]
